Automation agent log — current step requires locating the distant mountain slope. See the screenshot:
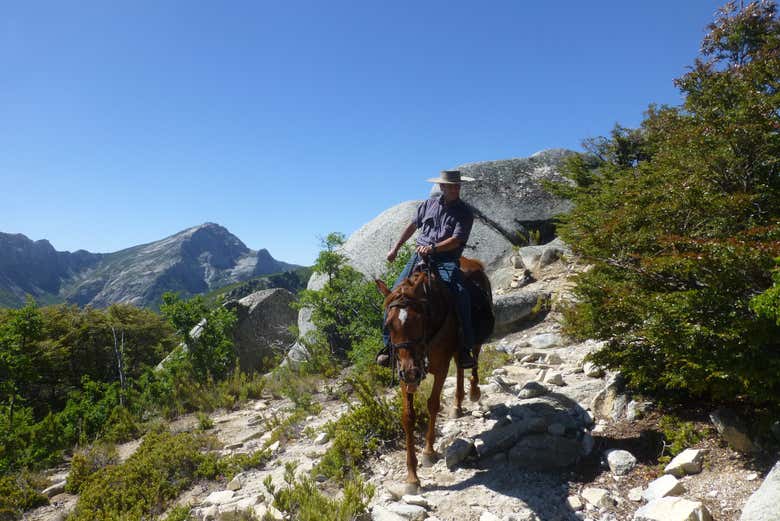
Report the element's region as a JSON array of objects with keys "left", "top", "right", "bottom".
[{"left": 0, "top": 223, "right": 302, "bottom": 309}]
